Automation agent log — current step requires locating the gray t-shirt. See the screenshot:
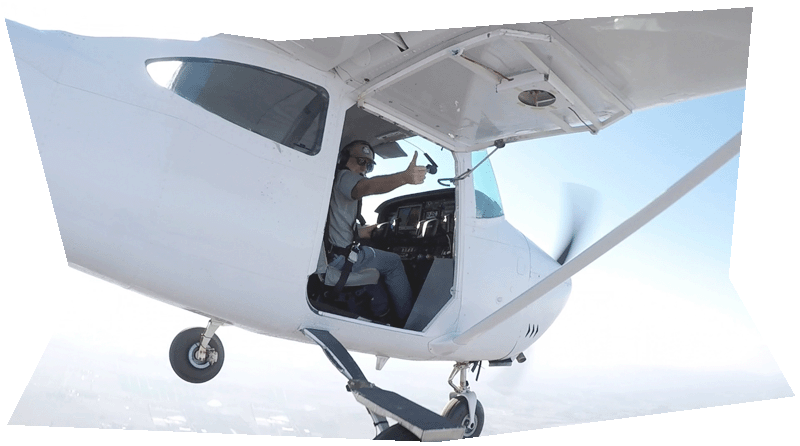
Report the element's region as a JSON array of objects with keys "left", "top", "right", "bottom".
[{"left": 327, "top": 169, "right": 364, "bottom": 249}]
